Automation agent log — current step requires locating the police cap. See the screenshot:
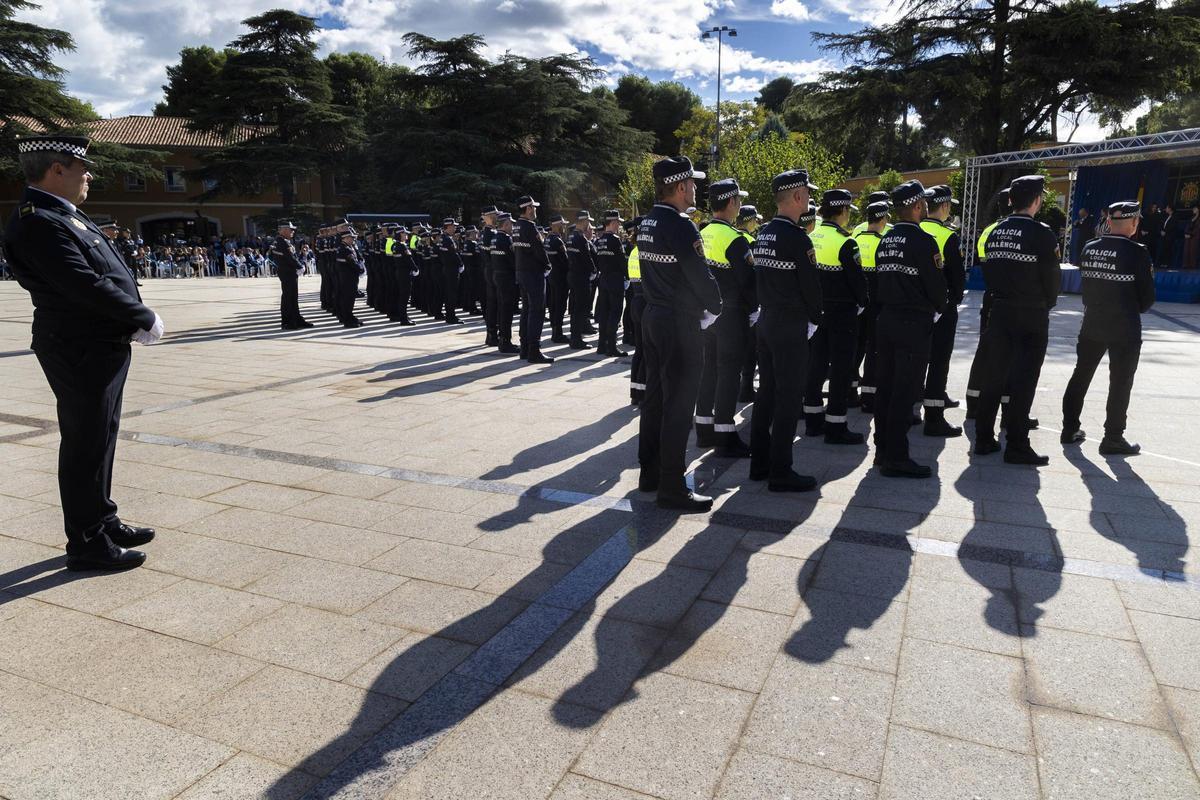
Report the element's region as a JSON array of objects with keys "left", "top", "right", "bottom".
[
  {"left": 1108, "top": 201, "right": 1141, "bottom": 219},
  {"left": 277, "top": 220, "right": 297, "bottom": 230},
  {"left": 866, "top": 191, "right": 890, "bottom": 205},
  {"left": 16, "top": 134, "right": 96, "bottom": 166},
  {"left": 737, "top": 204, "right": 763, "bottom": 222},
  {"left": 576, "top": 210, "right": 594, "bottom": 222},
  {"left": 653, "top": 156, "right": 705, "bottom": 184},
  {"left": 821, "top": 189, "right": 858, "bottom": 211},
  {"left": 772, "top": 169, "right": 818, "bottom": 194},
  {"left": 496, "top": 212, "right": 513, "bottom": 223},
  {"left": 549, "top": 214, "right": 567, "bottom": 225},
  {"left": 707, "top": 178, "right": 747, "bottom": 203},
  {"left": 622, "top": 217, "right": 640, "bottom": 233},
  {"left": 798, "top": 202, "right": 818, "bottom": 225},
  {"left": 465, "top": 225, "right": 479, "bottom": 232},
  {"left": 516, "top": 195, "right": 540, "bottom": 209},
  {"left": 602, "top": 209, "right": 625, "bottom": 224},
  {"left": 923, "top": 184, "right": 958, "bottom": 206},
  {"left": 480, "top": 205, "right": 501, "bottom": 218},
  {"left": 442, "top": 217, "right": 458, "bottom": 228},
  {"left": 866, "top": 201, "right": 891, "bottom": 222},
  {"left": 891, "top": 180, "right": 926, "bottom": 207}
]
